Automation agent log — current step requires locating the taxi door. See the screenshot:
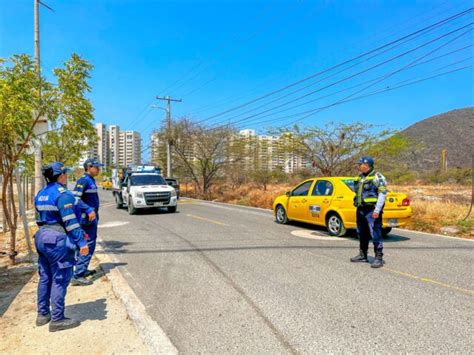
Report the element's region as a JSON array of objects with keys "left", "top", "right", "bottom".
[
  {"left": 306, "top": 179, "right": 335, "bottom": 225},
  {"left": 287, "top": 180, "right": 314, "bottom": 221}
]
